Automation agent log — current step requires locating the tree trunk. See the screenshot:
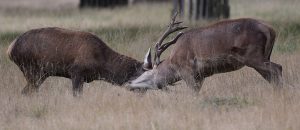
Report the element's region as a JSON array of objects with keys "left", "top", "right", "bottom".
[
  {"left": 79, "top": 0, "right": 129, "bottom": 8},
  {"left": 176, "top": 0, "right": 230, "bottom": 20},
  {"left": 172, "top": 0, "right": 184, "bottom": 18}
]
